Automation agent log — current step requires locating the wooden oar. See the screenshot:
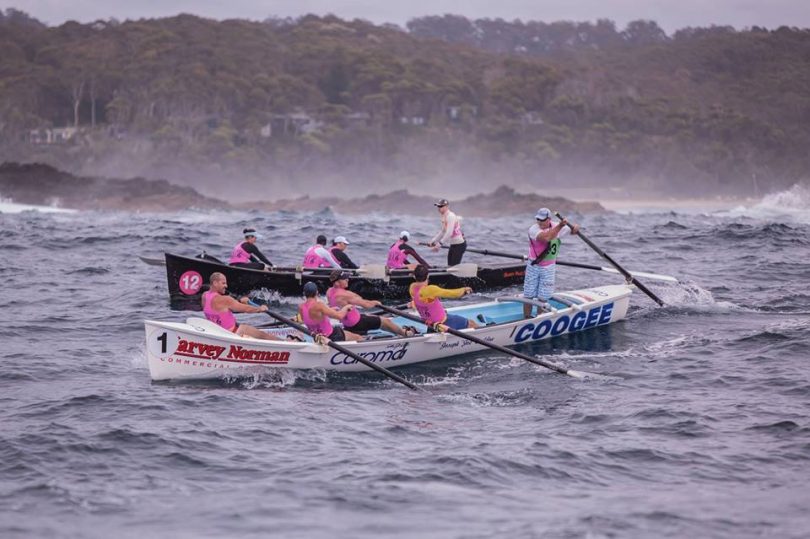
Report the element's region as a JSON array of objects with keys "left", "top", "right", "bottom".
[
  {"left": 255, "top": 305, "right": 420, "bottom": 391},
  {"left": 375, "top": 304, "right": 609, "bottom": 380},
  {"left": 555, "top": 211, "right": 665, "bottom": 306}
]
